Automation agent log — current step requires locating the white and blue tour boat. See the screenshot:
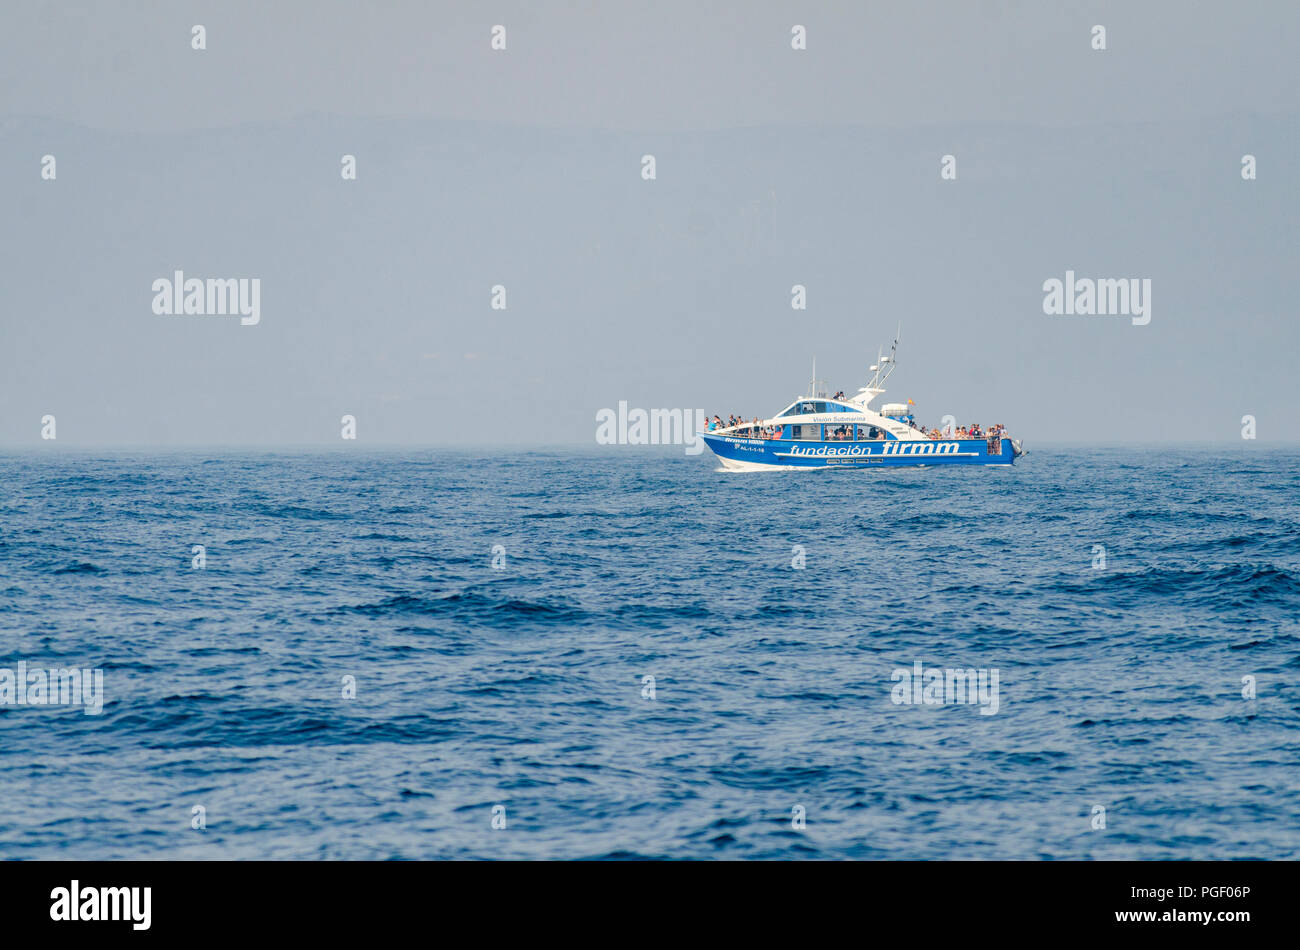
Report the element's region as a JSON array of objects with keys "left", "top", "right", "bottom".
[{"left": 700, "top": 331, "right": 1024, "bottom": 471}]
